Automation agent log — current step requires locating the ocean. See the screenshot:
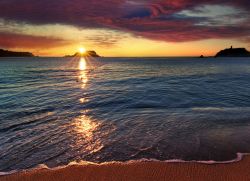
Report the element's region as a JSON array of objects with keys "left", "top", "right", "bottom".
[{"left": 0, "top": 57, "right": 250, "bottom": 172}]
